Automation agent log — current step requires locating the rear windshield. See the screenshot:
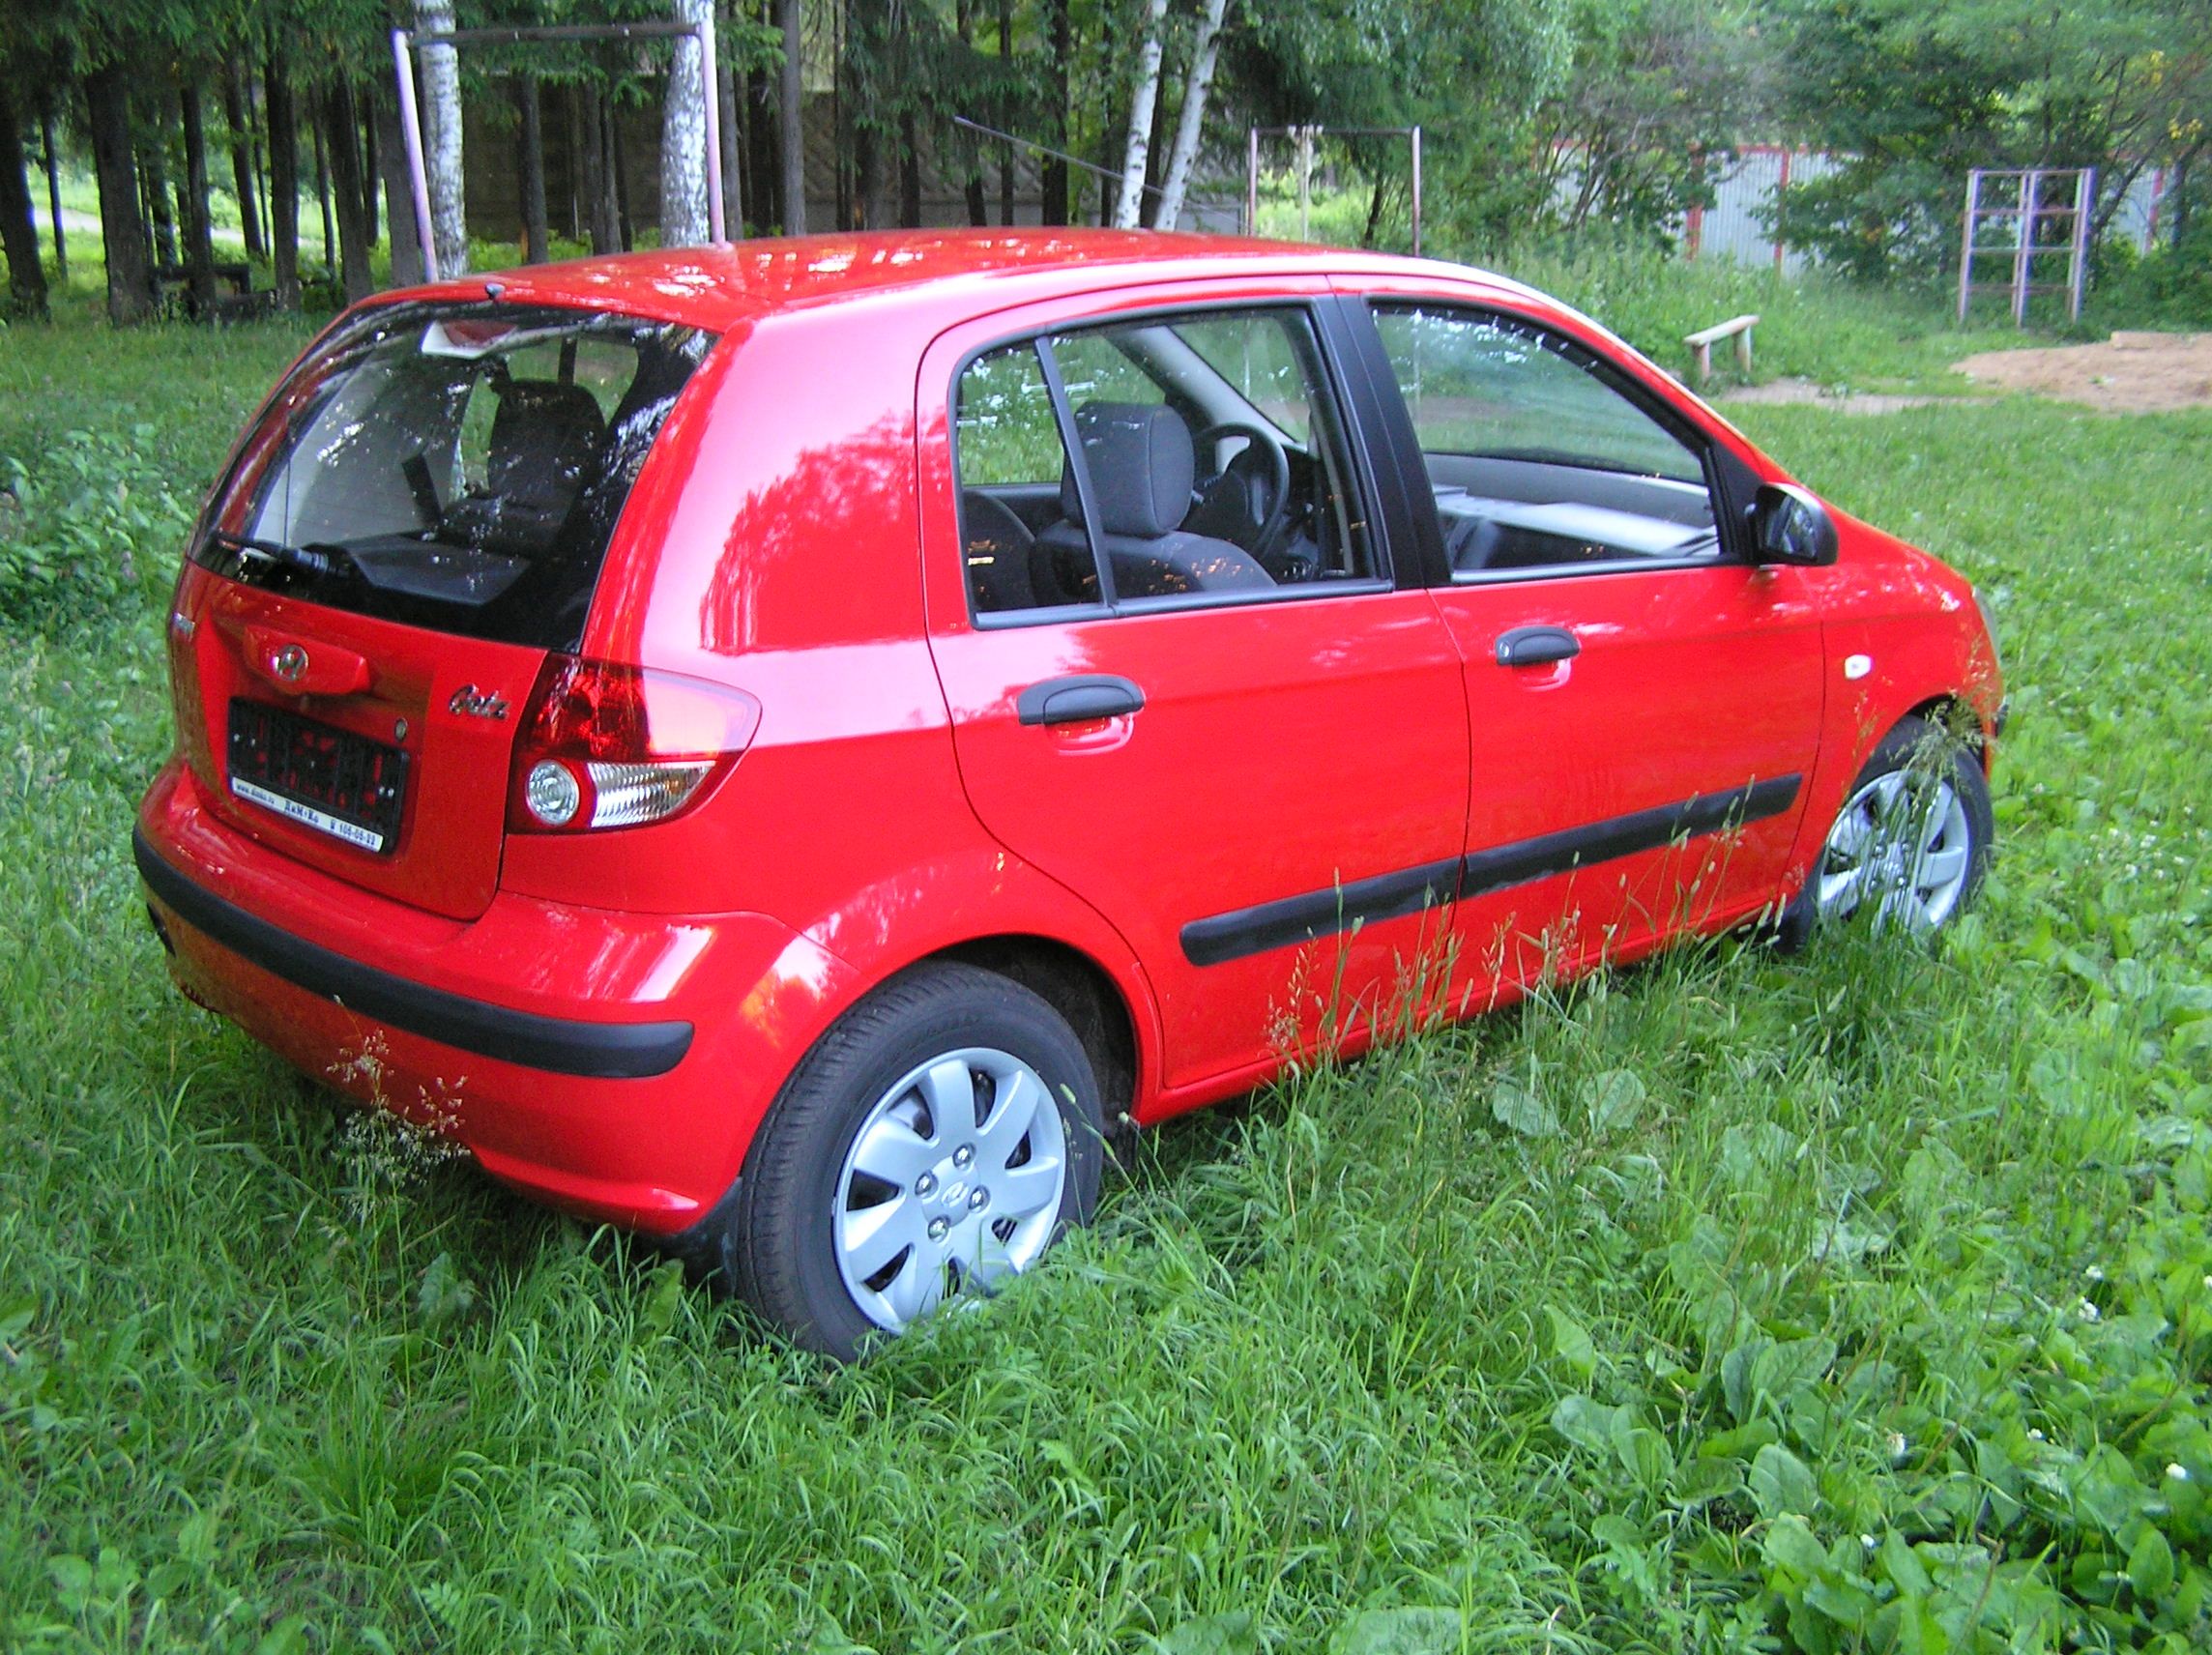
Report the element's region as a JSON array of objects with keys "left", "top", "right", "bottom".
[{"left": 195, "top": 302, "right": 713, "bottom": 650}]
